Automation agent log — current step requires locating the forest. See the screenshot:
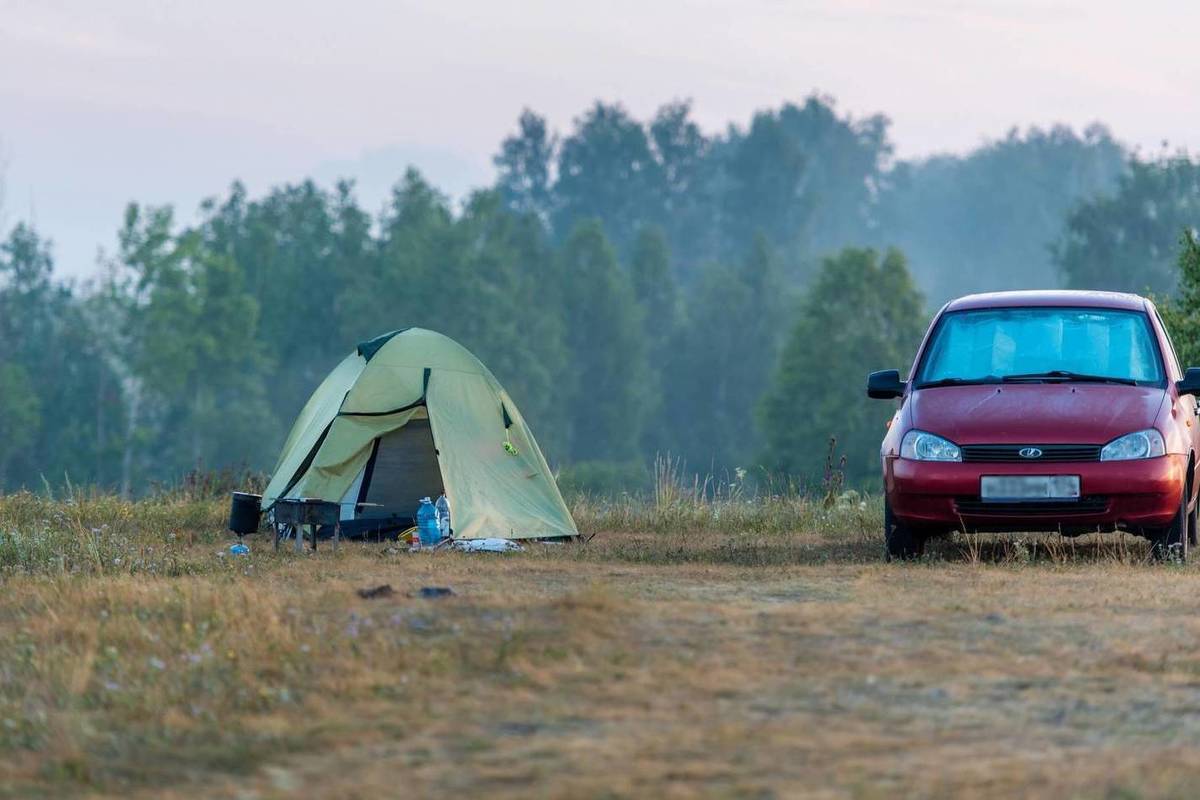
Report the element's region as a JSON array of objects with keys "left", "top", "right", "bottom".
[{"left": 2, "top": 95, "right": 1199, "bottom": 494}]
